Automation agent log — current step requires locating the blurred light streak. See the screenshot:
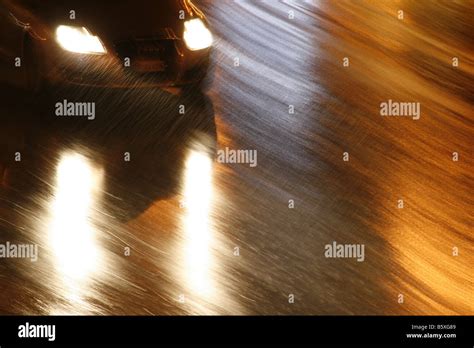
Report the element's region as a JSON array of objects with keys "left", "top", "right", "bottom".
[
  {"left": 182, "top": 148, "right": 215, "bottom": 298},
  {"left": 47, "top": 152, "right": 104, "bottom": 307}
]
